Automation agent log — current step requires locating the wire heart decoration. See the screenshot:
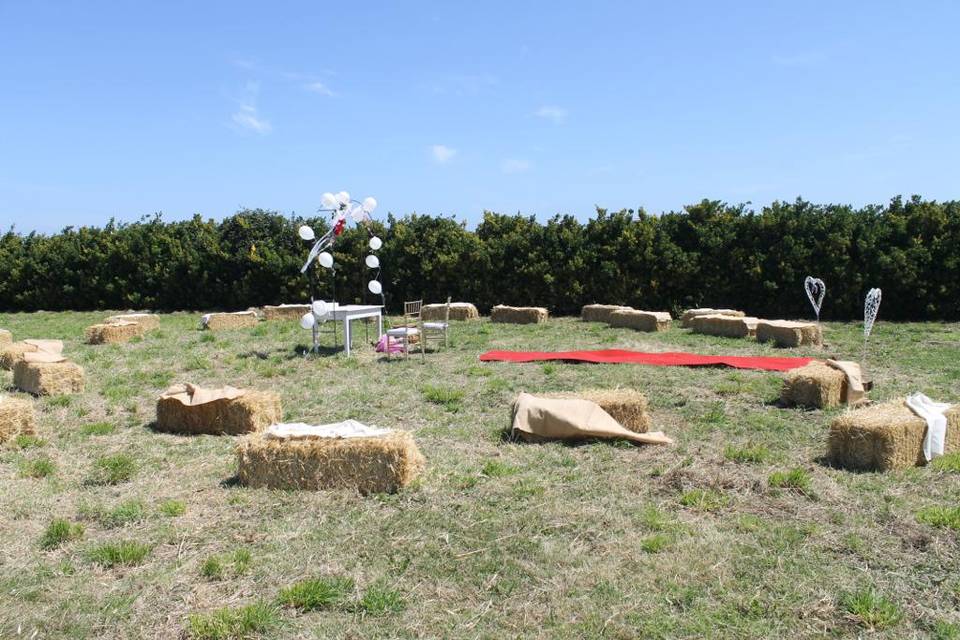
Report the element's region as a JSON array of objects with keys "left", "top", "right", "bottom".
[
  {"left": 804, "top": 276, "right": 826, "bottom": 321},
  {"left": 864, "top": 288, "right": 882, "bottom": 338}
]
